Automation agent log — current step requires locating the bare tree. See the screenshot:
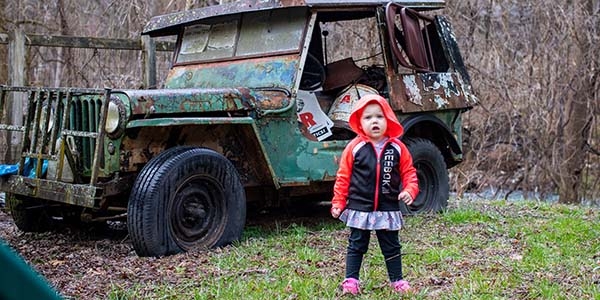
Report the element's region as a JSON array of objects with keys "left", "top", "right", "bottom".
[
  {"left": 557, "top": 1, "right": 598, "bottom": 203},
  {"left": 448, "top": 0, "right": 599, "bottom": 203}
]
